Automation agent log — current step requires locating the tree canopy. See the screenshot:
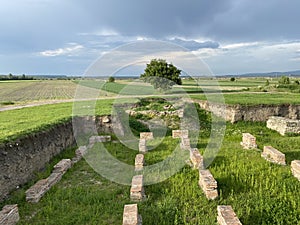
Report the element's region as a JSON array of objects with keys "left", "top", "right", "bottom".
[{"left": 140, "top": 59, "right": 182, "bottom": 91}]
